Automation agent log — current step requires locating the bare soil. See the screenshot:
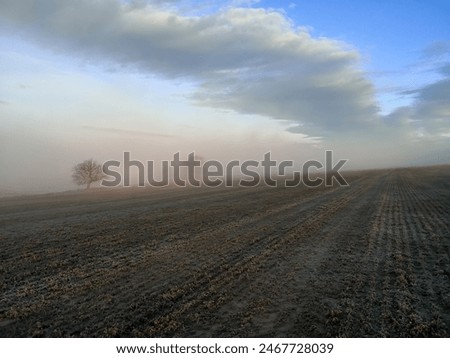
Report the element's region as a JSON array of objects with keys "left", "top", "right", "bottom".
[{"left": 0, "top": 166, "right": 449, "bottom": 337}]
